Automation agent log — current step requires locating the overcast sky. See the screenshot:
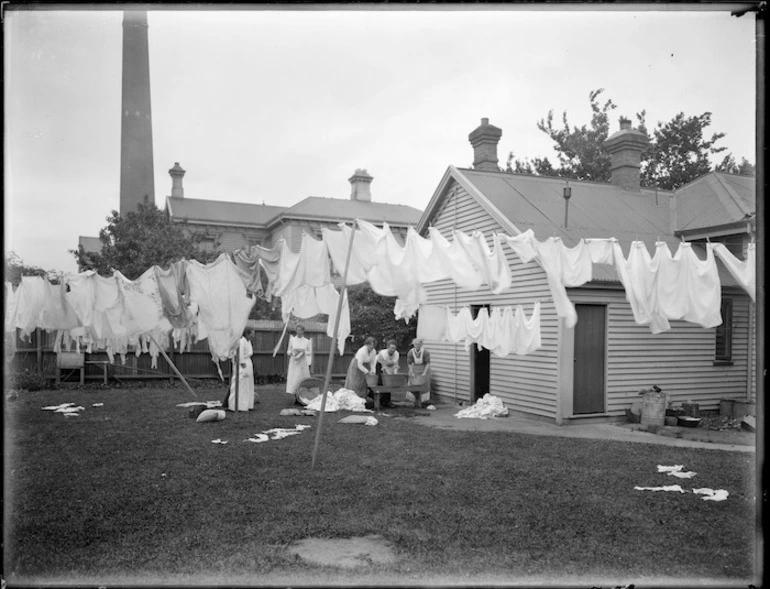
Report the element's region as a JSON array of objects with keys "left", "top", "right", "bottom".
[{"left": 4, "top": 4, "right": 758, "bottom": 274}]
